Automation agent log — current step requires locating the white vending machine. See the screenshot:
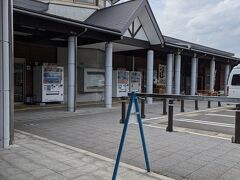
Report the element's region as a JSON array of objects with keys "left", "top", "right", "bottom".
[
  {"left": 129, "top": 71, "right": 142, "bottom": 93},
  {"left": 112, "top": 70, "right": 129, "bottom": 97},
  {"left": 33, "top": 65, "right": 64, "bottom": 103}
]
